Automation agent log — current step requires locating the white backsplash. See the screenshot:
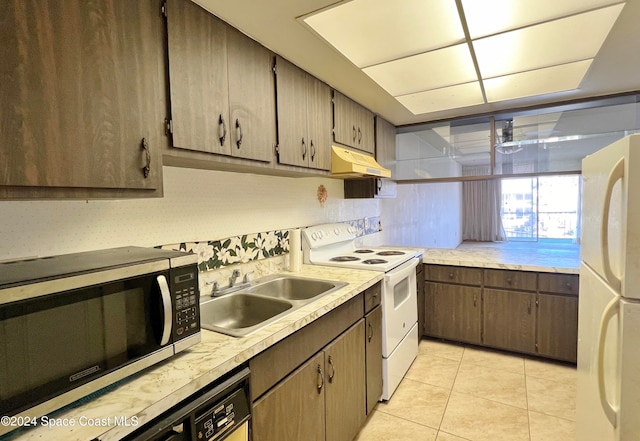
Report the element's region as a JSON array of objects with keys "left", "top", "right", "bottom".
[
  {"left": 0, "top": 167, "right": 462, "bottom": 262},
  {"left": 0, "top": 167, "right": 378, "bottom": 261}
]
